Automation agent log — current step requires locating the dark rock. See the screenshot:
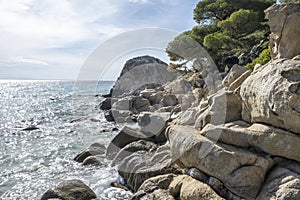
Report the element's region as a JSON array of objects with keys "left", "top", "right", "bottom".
[
  {"left": 161, "top": 94, "right": 177, "bottom": 107},
  {"left": 149, "top": 91, "right": 164, "bottom": 105},
  {"left": 41, "top": 179, "right": 97, "bottom": 200},
  {"left": 184, "top": 168, "right": 209, "bottom": 183},
  {"left": 222, "top": 56, "right": 239, "bottom": 72},
  {"left": 131, "top": 97, "right": 150, "bottom": 114},
  {"left": 74, "top": 143, "right": 106, "bottom": 163},
  {"left": 97, "top": 98, "right": 112, "bottom": 110},
  {"left": 22, "top": 125, "right": 39, "bottom": 131},
  {"left": 238, "top": 40, "right": 266, "bottom": 66},
  {"left": 104, "top": 110, "right": 114, "bottom": 122},
  {"left": 102, "top": 88, "right": 113, "bottom": 98}
]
